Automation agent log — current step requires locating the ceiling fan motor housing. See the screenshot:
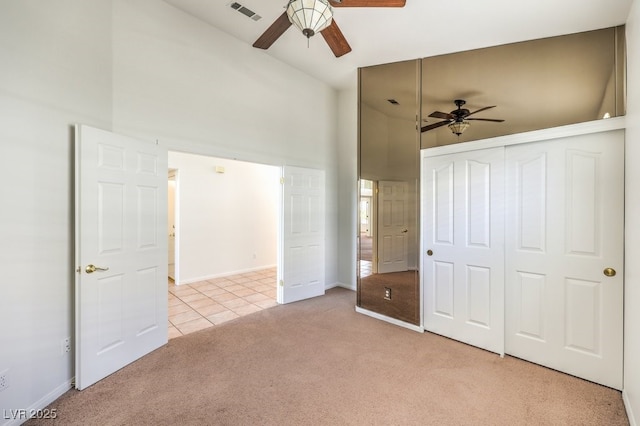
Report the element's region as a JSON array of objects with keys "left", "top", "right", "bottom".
[{"left": 453, "top": 99, "right": 469, "bottom": 119}]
